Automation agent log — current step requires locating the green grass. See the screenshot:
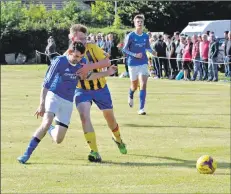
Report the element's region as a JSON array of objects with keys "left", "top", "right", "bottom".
[{"left": 1, "top": 65, "right": 230, "bottom": 193}]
